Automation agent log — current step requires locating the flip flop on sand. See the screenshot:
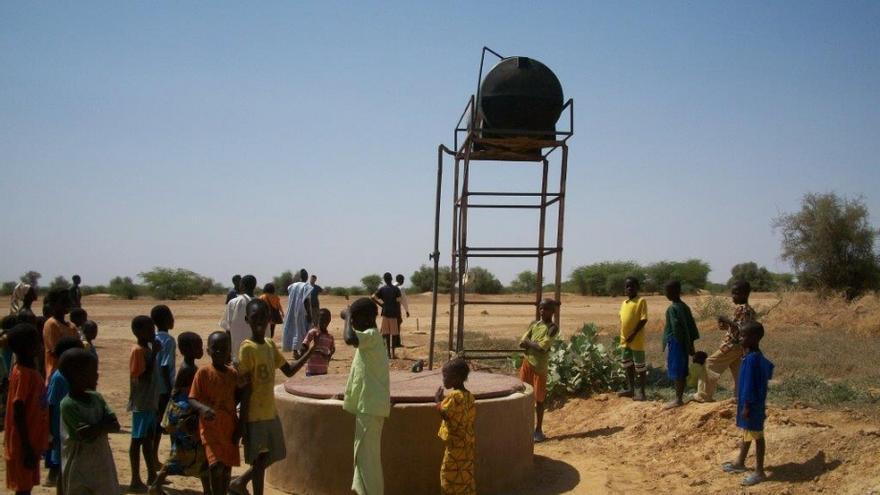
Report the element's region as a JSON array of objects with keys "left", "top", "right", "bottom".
[
  {"left": 533, "top": 431, "right": 547, "bottom": 443},
  {"left": 742, "top": 472, "right": 766, "bottom": 486},
  {"left": 721, "top": 462, "right": 748, "bottom": 474}
]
